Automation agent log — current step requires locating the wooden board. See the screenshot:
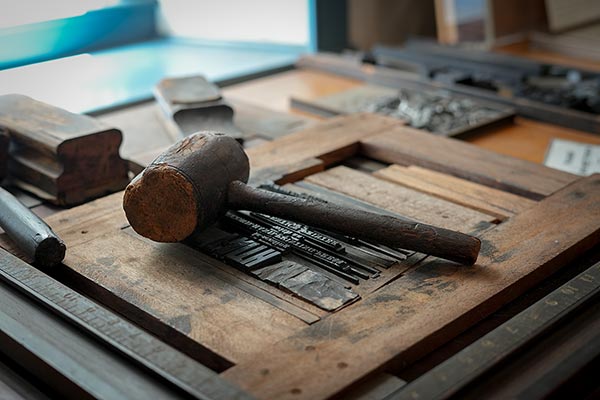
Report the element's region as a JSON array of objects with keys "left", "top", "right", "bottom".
[
  {"left": 4, "top": 113, "right": 598, "bottom": 400},
  {"left": 374, "top": 165, "right": 537, "bottom": 220},
  {"left": 360, "top": 124, "right": 578, "bottom": 200},
  {"left": 0, "top": 95, "right": 129, "bottom": 206}
]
